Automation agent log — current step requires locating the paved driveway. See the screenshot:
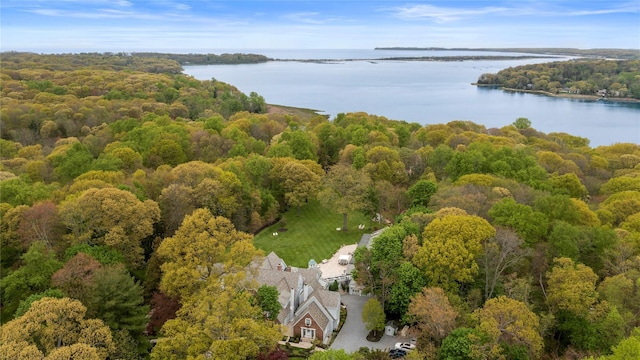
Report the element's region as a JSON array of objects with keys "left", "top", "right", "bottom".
[{"left": 330, "top": 294, "right": 401, "bottom": 353}]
